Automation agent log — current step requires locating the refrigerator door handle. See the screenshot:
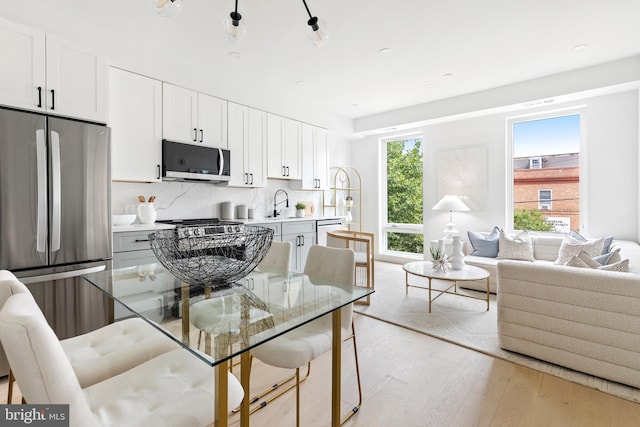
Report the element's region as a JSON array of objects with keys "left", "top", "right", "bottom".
[
  {"left": 50, "top": 131, "right": 62, "bottom": 252},
  {"left": 36, "top": 129, "right": 47, "bottom": 254},
  {"left": 19, "top": 264, "right": 107, "bottom": 285}
]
